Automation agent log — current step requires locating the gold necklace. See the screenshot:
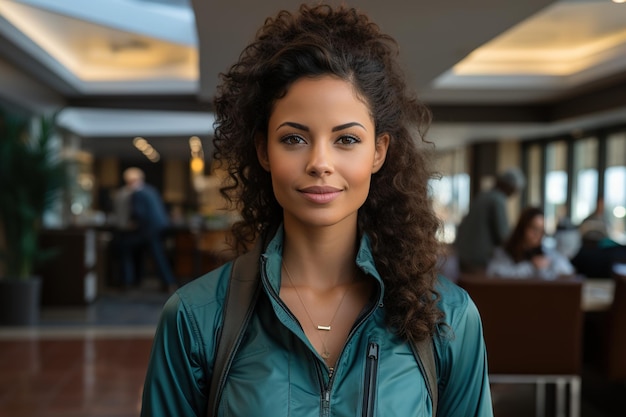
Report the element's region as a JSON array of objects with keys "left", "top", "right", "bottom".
[{"left": 282, "top": 260, "right": 352, "bottom": 360}]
